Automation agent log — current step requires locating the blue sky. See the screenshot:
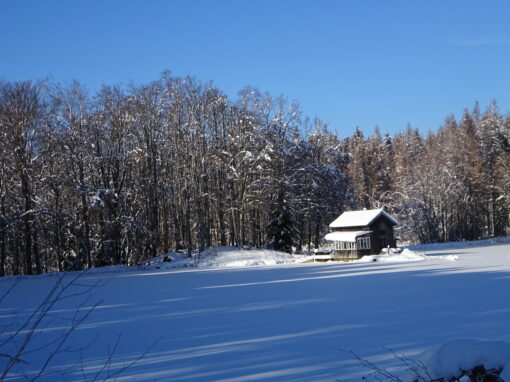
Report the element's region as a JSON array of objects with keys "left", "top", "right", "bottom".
[{"left": 2, "top": 0, "right": 510, "bottom": 137}]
